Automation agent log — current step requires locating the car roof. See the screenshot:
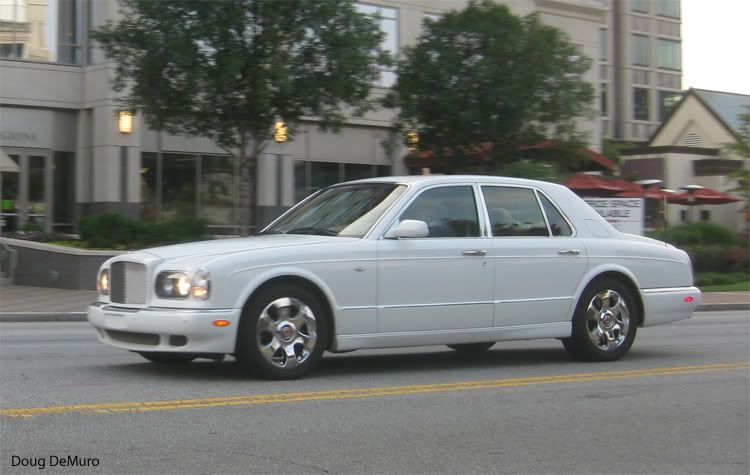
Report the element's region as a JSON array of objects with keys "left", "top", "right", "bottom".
[
  {"left": 344, "top": 174, "right": 562, "bottom": 189},
  {"left": 347, "top": 175, "right": 553, "bottom": 186}
]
